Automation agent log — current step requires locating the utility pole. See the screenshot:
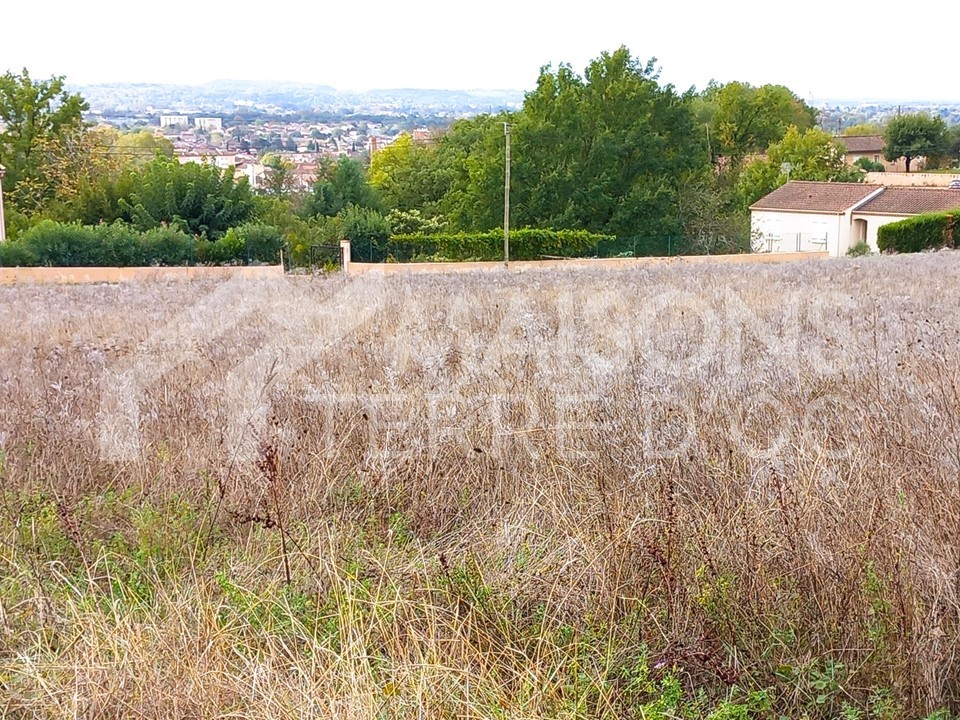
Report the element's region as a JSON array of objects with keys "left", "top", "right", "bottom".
[
  {"left": 0, "top": 165, "right": 6, "bottom": 243},
  {"left": 503, "top": 122, "right": 511, "bottom": 266}
]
